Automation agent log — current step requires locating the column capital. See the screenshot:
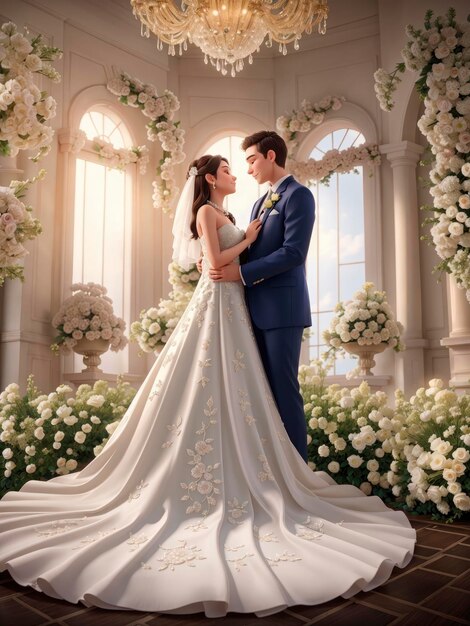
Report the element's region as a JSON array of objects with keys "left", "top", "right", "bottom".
[
  {"left": 380, "top": 141, "right": 424, "bottom": 167},
  {"left": 57, "top": 128, "right": 86, "bottom": 154}
]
